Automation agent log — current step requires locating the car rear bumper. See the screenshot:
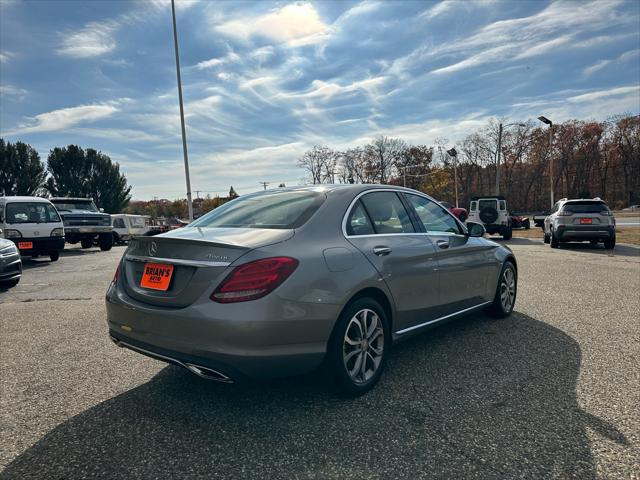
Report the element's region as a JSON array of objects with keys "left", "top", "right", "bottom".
[
  {"left": 557, "top": 225, "right": 615, "bottom": 241},
  {"left": 105, "top": 286, "right": 340, "bottom": 381},
  {"left": 10, "top": 236, "right": 65, "bottom": 256}
]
